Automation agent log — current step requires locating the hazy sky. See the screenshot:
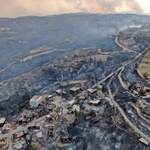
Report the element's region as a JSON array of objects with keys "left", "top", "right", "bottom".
[{"left": 0, "top": 0, "right": 150, "bottom": 17}]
